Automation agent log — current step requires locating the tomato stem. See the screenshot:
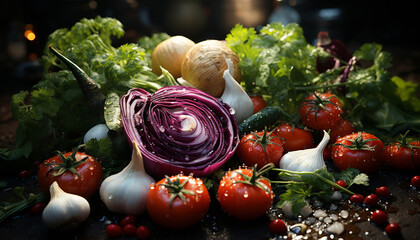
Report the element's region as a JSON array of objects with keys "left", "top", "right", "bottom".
[{"left": 158, "top": 175, "right": 195, "bottom": 208}]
